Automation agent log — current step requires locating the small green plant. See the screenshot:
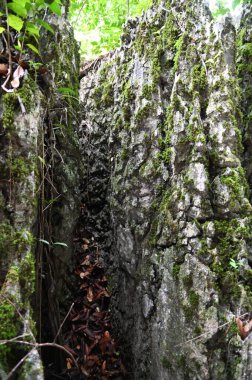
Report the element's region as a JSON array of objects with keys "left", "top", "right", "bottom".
[
  {"left": 229, "top": 258, "right": 245, "bottom": 270},
  {"left": 0, "top": 0, "right": 62, "bottom": 92}
]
